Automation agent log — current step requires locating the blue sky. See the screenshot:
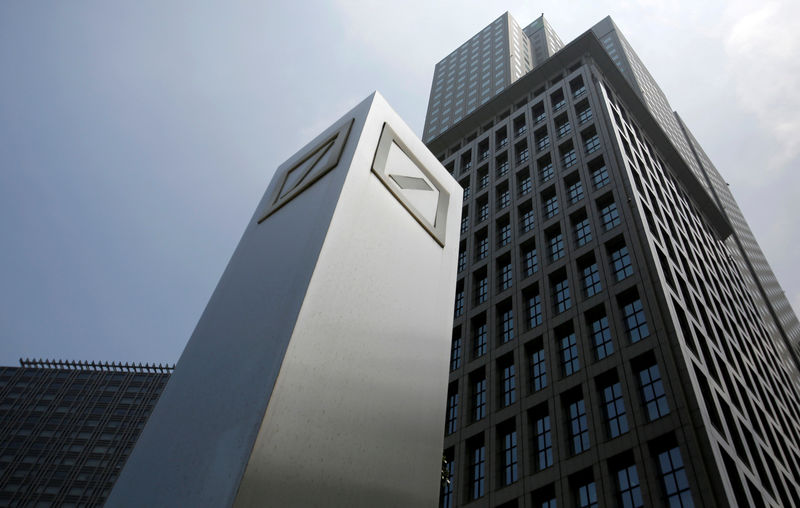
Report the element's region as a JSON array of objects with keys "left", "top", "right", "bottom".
[{"left": 2, "top": 0, "right": 798, "bottom": 365}]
